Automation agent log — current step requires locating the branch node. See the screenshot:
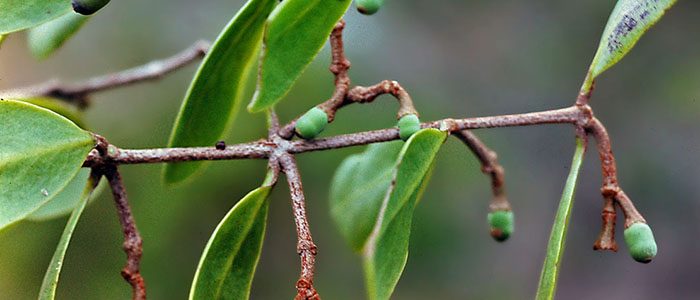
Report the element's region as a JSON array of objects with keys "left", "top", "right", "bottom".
[{"left": 593, "top": 196, "right": 618, "bottom": 252}]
